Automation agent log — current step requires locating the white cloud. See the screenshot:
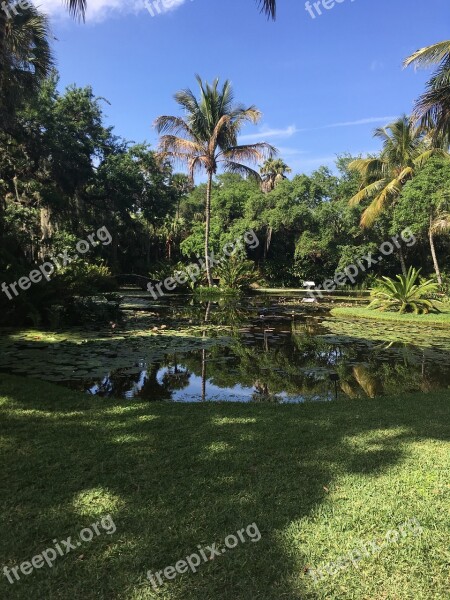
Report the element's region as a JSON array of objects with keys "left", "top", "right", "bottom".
[
  {"left": 239, "top": 125, "right": 300, "bottom": 143},
  {"left": 325, "top": 116, "right": 398, "bottom": 128},
  {"left": 34, "top": 0, "right": 188, "bottom": 22},
  {"left": 239, "top": 117, "right": 398, "bottom": 144}
]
